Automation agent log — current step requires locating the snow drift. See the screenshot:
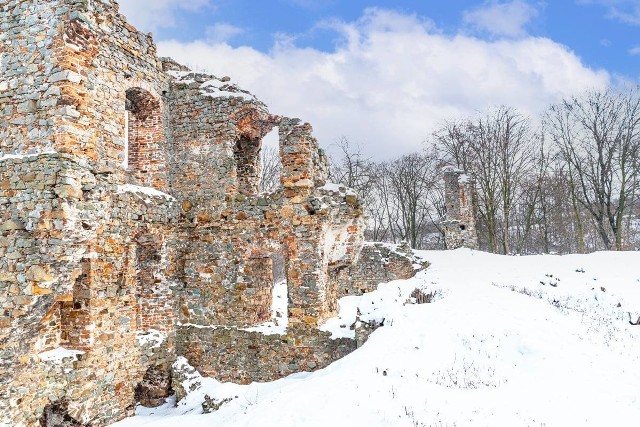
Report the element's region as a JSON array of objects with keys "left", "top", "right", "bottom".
[{"left": 114, "top": 249, "right": 640, "bottom": 427}]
